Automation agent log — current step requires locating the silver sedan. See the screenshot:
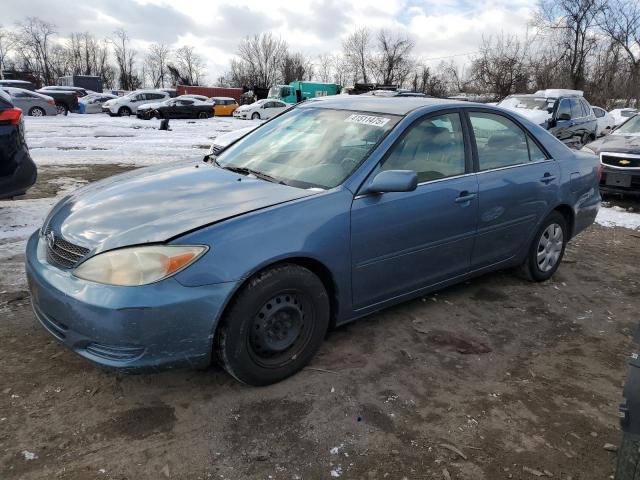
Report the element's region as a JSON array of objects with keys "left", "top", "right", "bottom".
[{"left": 1, "top": 87, "right": 58, "bottom": 116}]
